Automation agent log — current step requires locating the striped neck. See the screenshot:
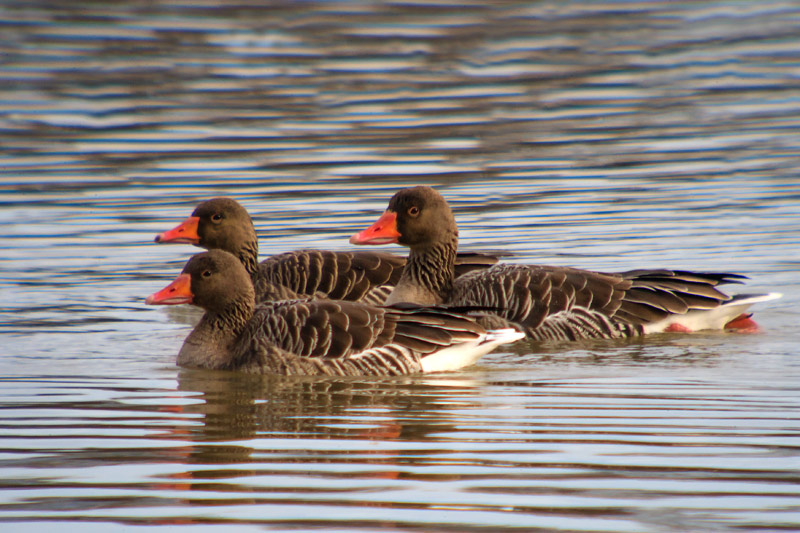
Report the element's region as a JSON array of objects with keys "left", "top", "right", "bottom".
[
  {"left": 178, "top": 294, "right": 255, "bottom": 369},
  {"left": 238, "top": 239, "right": 260, "bottom": 278},
  {"left": 392, "top": 237, "right": 457, "bottom": 305}
]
